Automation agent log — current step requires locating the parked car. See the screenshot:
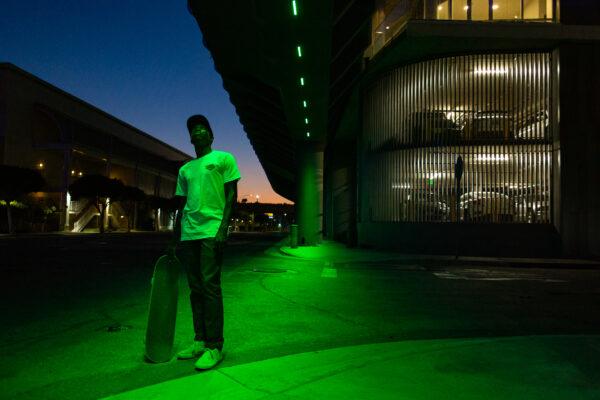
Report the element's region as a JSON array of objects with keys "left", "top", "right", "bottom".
[
  {"left": 406, "top": 191, "right": 450, "bottom": 222},
  {"left": 515, "top": 110, "right": 549, "bottom": 140},
  {"left": 373, "top": 136, "right": 402, "bottom": 152},
  {"left": 409, "top": 111, "right": 462, "bottom": 145},
  {"left": 469, "top": 111, "right": 513, "bottom": 141},
  {"left": 514, "top": 192, "right": 550, "bottom": 223},
  {"left": 459, "top": 191, "right": 515, "bottom": 222}
]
